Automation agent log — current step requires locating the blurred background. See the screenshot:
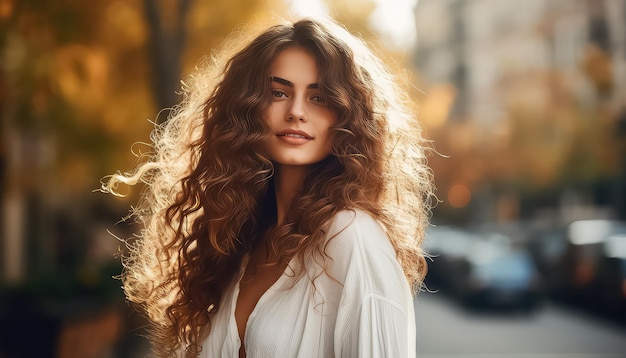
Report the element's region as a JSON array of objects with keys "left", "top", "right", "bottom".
[{"left": 1, "top": 0, "right": 625, "bottom": 357}]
